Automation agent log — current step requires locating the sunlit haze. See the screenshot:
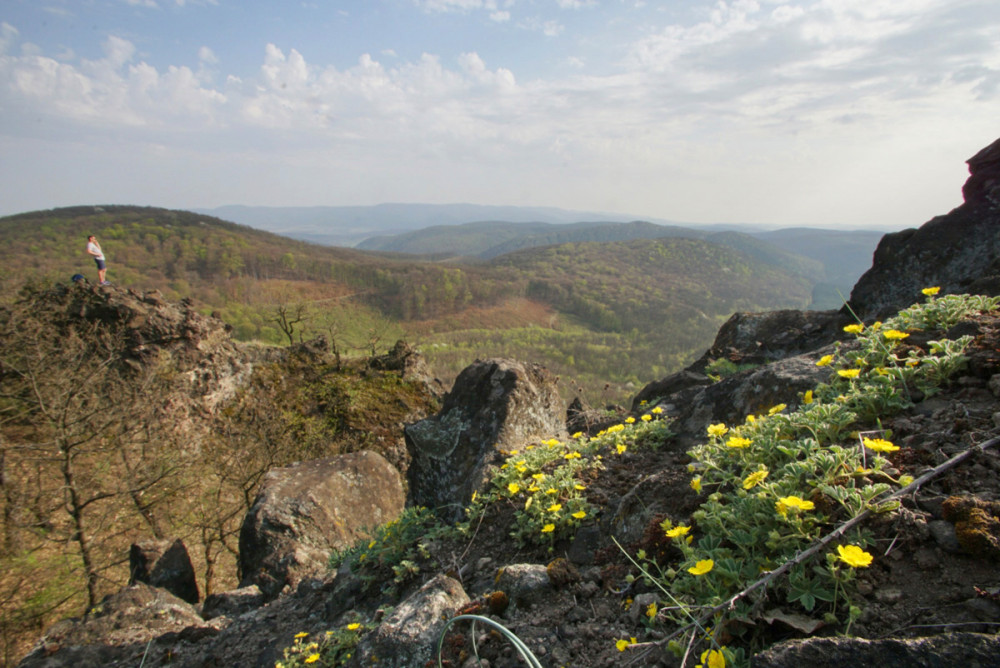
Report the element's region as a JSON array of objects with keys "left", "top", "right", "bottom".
[{"left": 1, "top": 0, "right": 998, "bottom": 229}]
